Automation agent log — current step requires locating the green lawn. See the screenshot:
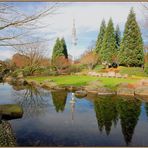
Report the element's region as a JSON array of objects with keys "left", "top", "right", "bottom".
[
  {"left": 119, "top": 66, "right": 148, "bottom": 77},
  {"left": 26, "top": 75, "right": 139, "bottom": 88}
]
